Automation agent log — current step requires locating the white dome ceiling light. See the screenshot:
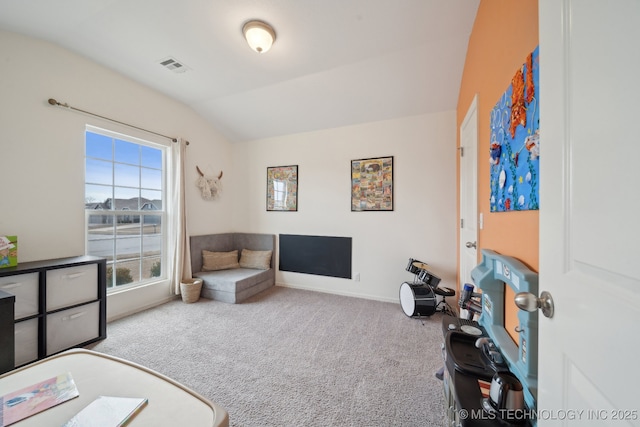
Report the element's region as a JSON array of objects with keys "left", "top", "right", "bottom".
[{"left": 242, "top": 20, "right": 276, "bottom": 53}]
